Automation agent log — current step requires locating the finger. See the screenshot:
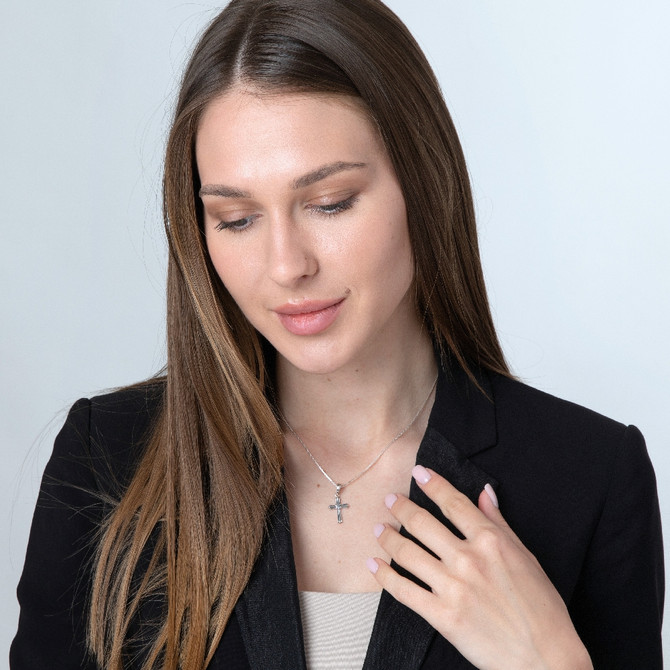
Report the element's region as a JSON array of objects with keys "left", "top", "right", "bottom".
[
  {"left": 411, "top": 465, "right": 489, "bottom": 538},
  {"left": 477, "top": 487, "right": 531, "bottom": 555},
  {"left": 374, "top": 522, "right": 445, "bottom": 584},
  {"left": 366, "top": 556, "right": 436, "bottom": 615},
  {"left": 383, "top": 492, "right": 462, "bottom": 557},
  {"left": 477, "top": 485, "right": 505, "bottom": 524}
]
